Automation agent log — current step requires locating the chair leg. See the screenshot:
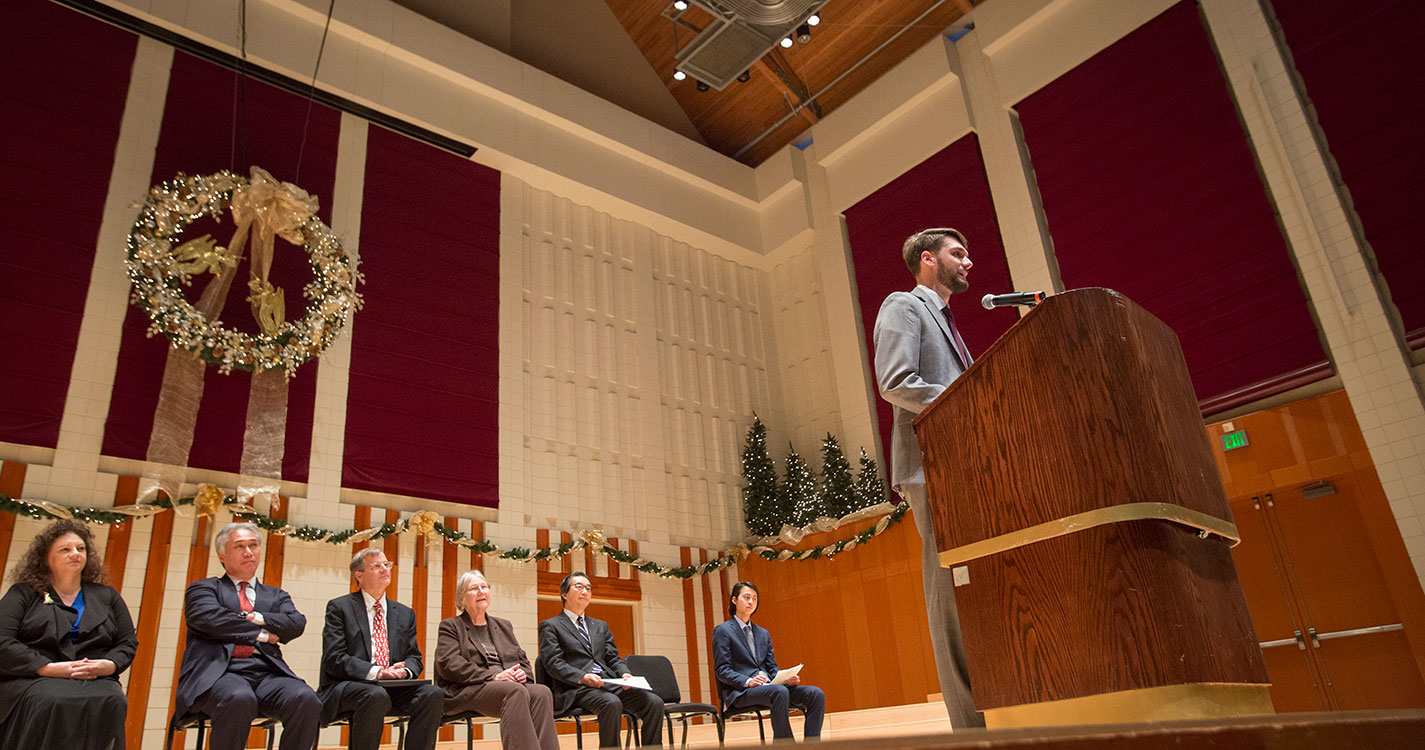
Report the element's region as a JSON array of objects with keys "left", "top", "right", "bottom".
[
  {"left": 267, "top": 723, "right": 275, "bottom": 750},
  {"left": 716, "top": 716, "right": 726, "bottom": 747},
  {"left": 466, "top": 717, "right": 475, "bottom": 750},
  {"left": 757, "top": 711, "right": 767, "bottom": 745},
  {"left": 665, "top": 717, "right": 675, "bottom": 748},
  {"left": 196, "top": 720, "right": 207, "bottom": 750},
  {"left": 574, "top": 716, "right": 583, "bottom": 750}
]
